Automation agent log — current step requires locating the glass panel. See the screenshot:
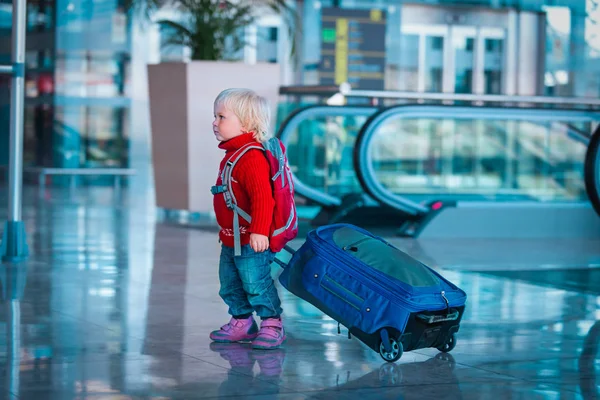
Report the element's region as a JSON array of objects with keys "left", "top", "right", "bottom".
[
  {"left": 454, "top": 35, "right": 474, "bottom": 94},
  {"left": 0, "top": 3, "right": 11, "bottom": 29},
  {"left": 484, "top": 38, "right": 504, "bottom": 94},
  {"left": 286, "top": 114, "right": 370, "bottom": 199},
  {"left": 425, "top": 36, "right": 444, "bottom": 92},
  {"left": 84, "top": 107, "right": 129, "bottom": 168},
  {"left": 53, "top": 106, "right": 84, "bottom": 168},
  {"left": 53, "top": 106, "right": 128, "bottom": 169},
  {"left": 27, "top": 1, "right": 54, "bottom": 32},
  {"left": 367, "top": 116, "right": 592, "bottom": 202},
  {"left": 55, "top": 53, "right": 88, "bottom": 97},
  {"left": 87, "top": 57, "right": 120, "bottom": 97},
  {"left": 55, "top": 52, "right": 129, "bottom": 98},
  {"left": 24, "top": 104, "right": 54, "bottom": 167}
]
